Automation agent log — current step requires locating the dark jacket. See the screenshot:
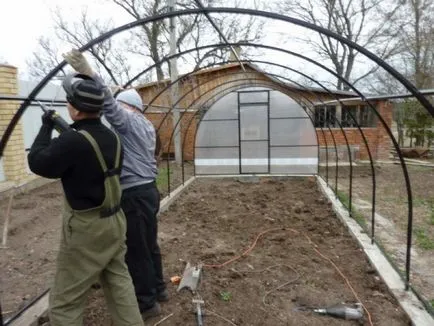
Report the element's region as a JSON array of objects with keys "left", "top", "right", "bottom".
[{"left": 28, "top": 119, "right": 123, "bottom": 210}]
